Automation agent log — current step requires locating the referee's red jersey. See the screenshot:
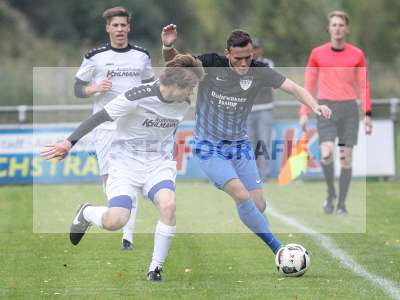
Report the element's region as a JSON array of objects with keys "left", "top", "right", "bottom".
[{"left": 300, "top": 42, "right": 372, "bottom": 116}]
